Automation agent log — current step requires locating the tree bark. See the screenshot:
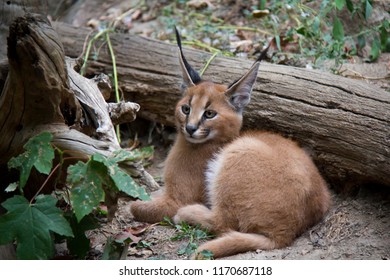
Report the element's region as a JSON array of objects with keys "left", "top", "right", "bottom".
[
  {"left": 52, "top": 22, "right": 390, "bottom": 191},
  {"left": 0, "top": 15, "right": 159, "bottom": 196}
]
